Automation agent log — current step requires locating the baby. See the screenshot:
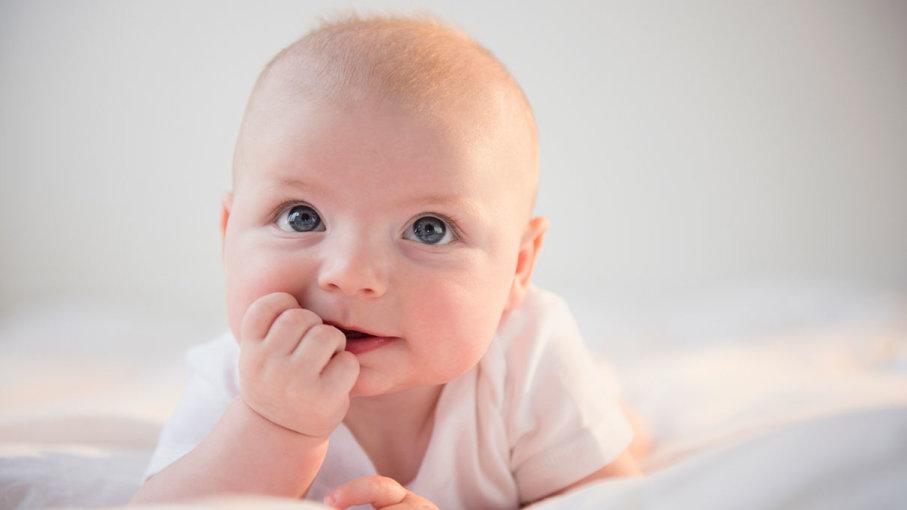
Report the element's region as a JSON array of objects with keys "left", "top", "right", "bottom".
[{"left": 132, "top": 13, "right": 645, "bottom": 509}]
